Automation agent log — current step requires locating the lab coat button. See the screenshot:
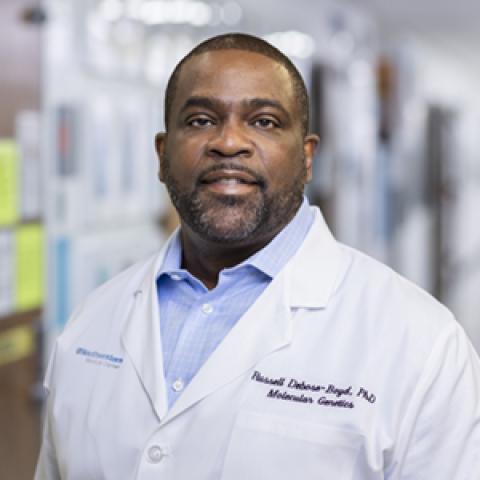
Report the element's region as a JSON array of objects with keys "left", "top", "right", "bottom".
[
  {"left": 172, "top": 378, "right": 184, "bottom": 392},
  {"left": 201, "top": 303, "right": 213, "bottom": 314},
  {"left": 147, "top": 446, "right": 165, "bottom": 463}
]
